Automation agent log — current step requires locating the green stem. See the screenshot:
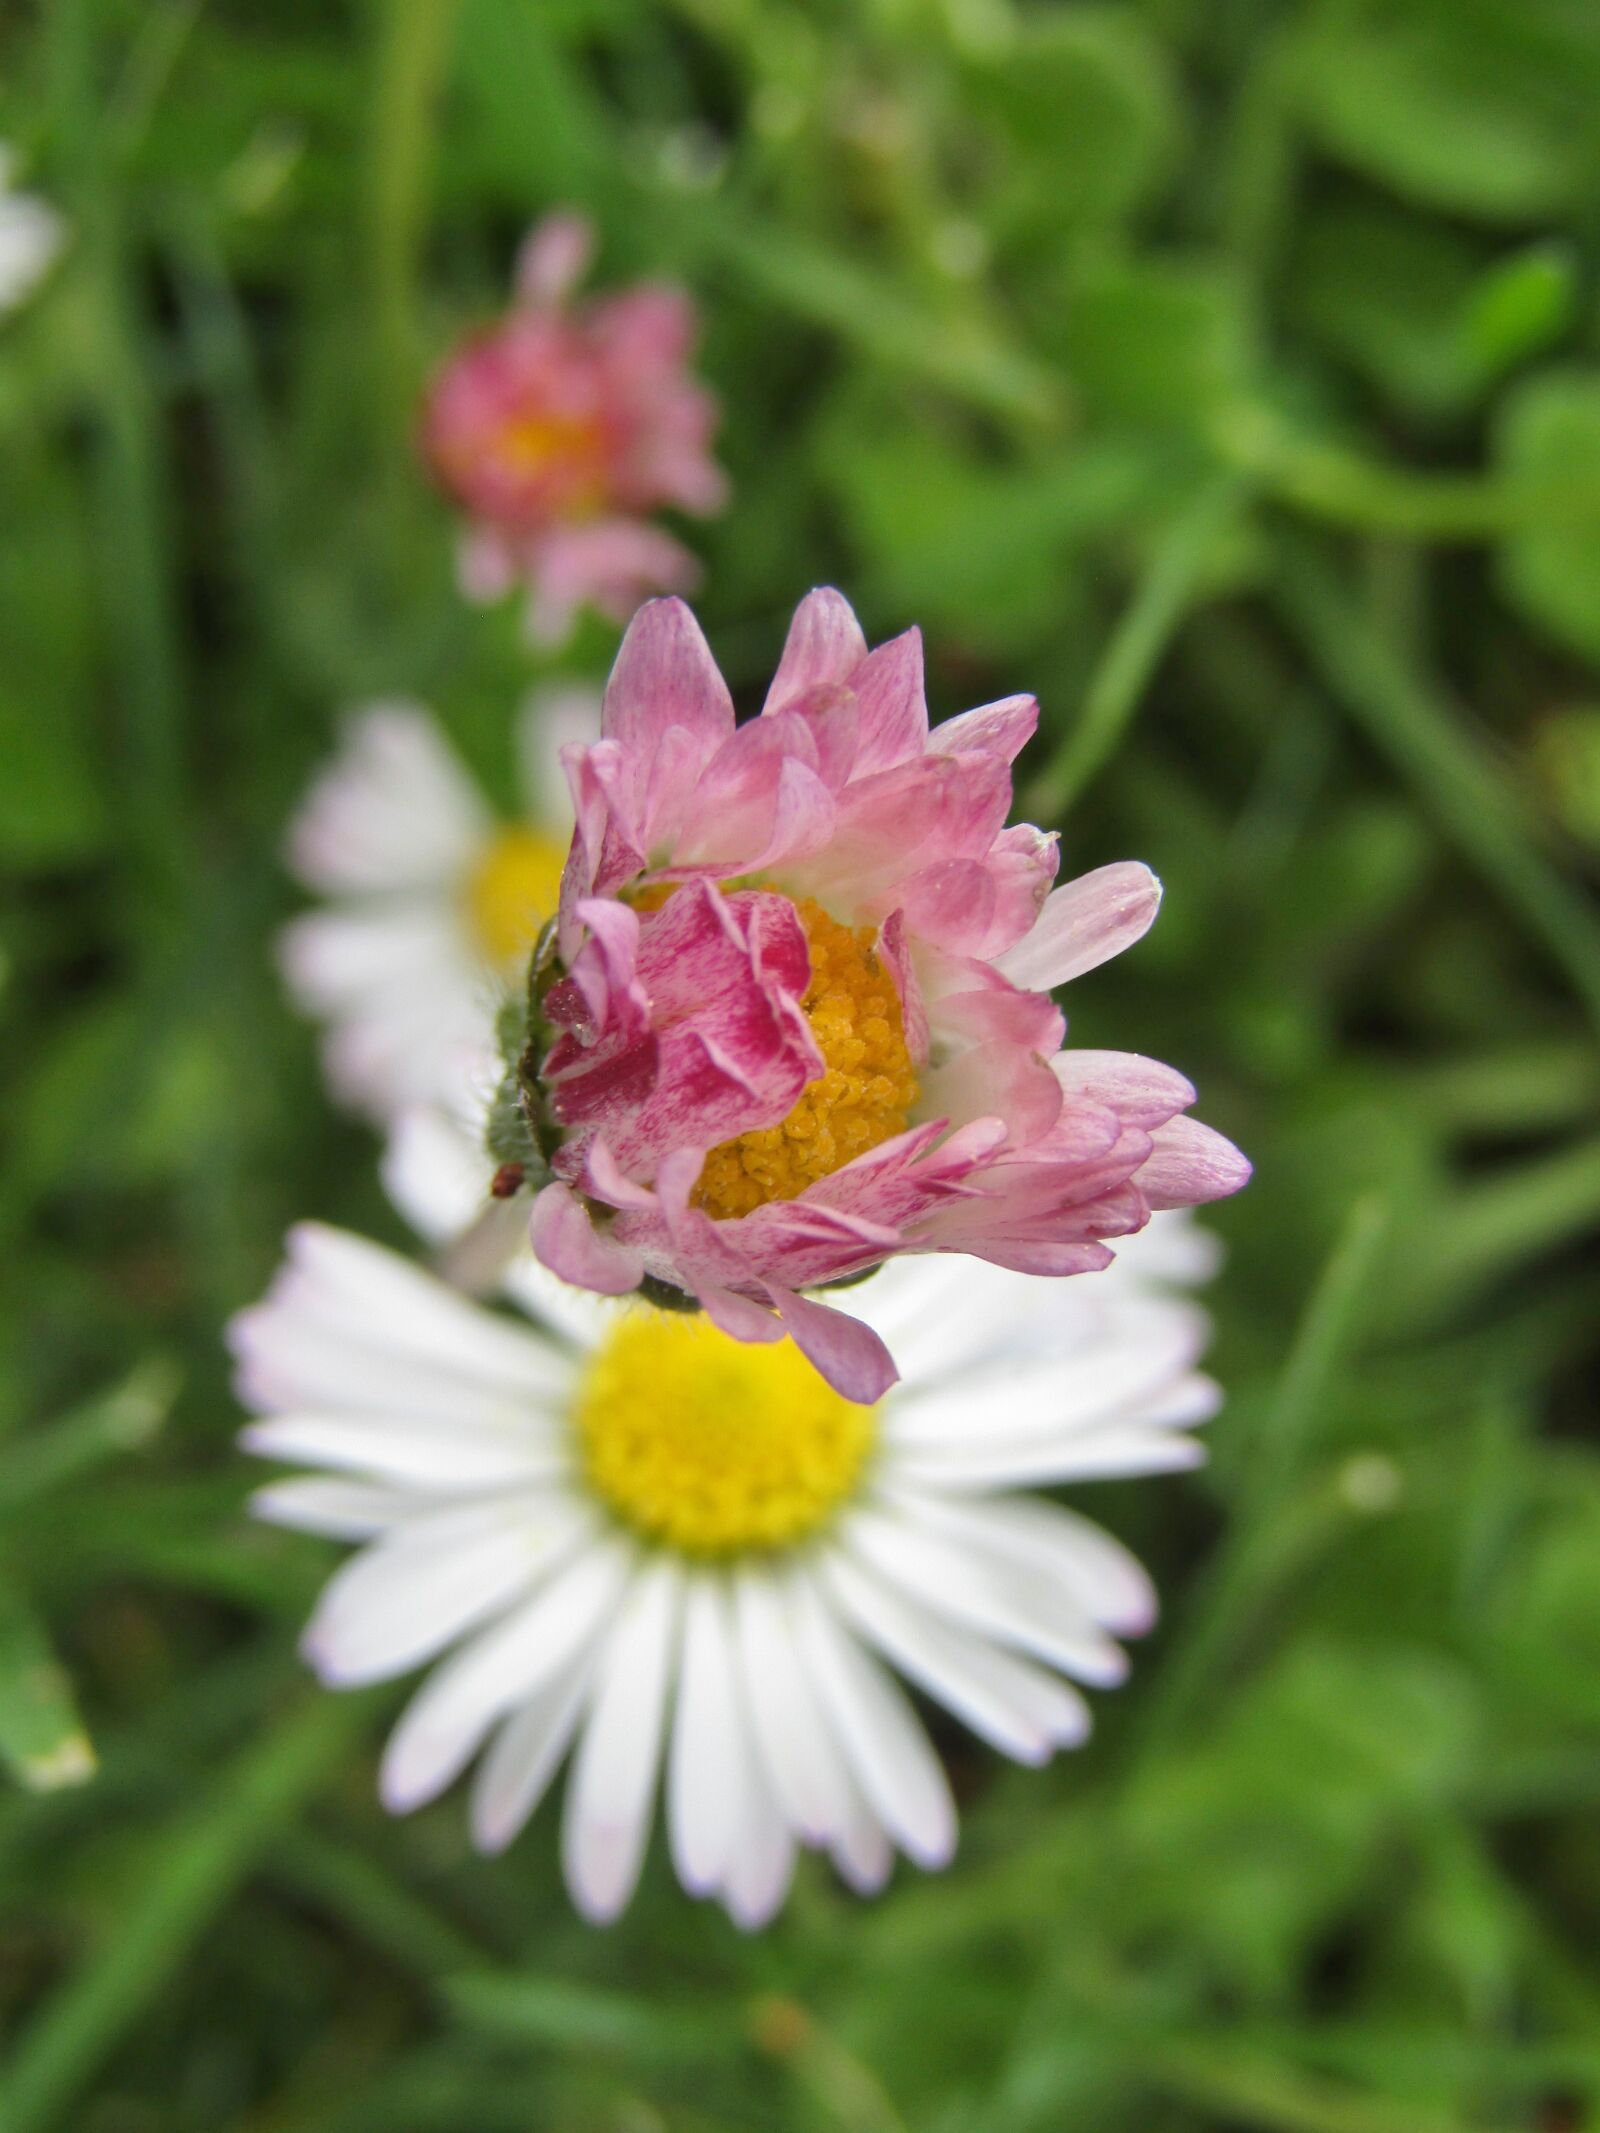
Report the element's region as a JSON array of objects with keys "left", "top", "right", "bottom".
[{"left": 1026, "top": 474, "right": 1247, "bottom": 816}]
